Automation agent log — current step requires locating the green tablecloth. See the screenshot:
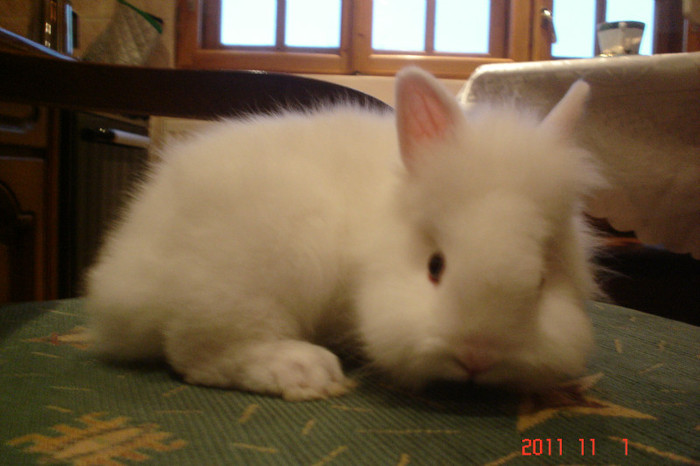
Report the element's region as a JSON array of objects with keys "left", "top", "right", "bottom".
[{"left": 1, "top": 299, "right": 698, "bottom": 464}]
